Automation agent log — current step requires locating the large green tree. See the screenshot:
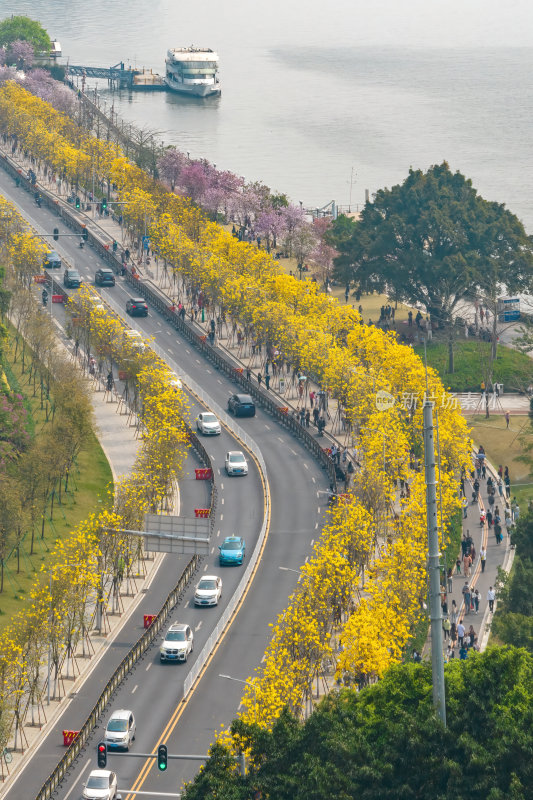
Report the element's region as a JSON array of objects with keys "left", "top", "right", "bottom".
[
  {"left": 0, "top": 16, "right": 50, "bottom": 52},
  {"left": 184, "top": 647, "right": 533, "bottom": 800},
  {"left": 329, "top": 163, "right": 533, "bottom": 327}
]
